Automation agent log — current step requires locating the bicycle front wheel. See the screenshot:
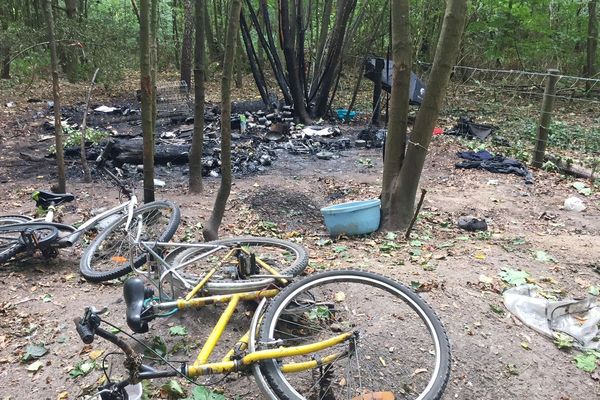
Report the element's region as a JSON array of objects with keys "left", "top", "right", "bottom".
[
  {"left": 80, "top": 200, "right": 181, "bottom": 282},
  {"left": 162, "top": 237, "right": 309, "bottom": 296},
  {"left": 257, "top": 270, "right": 451, "bottom": 400}
]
